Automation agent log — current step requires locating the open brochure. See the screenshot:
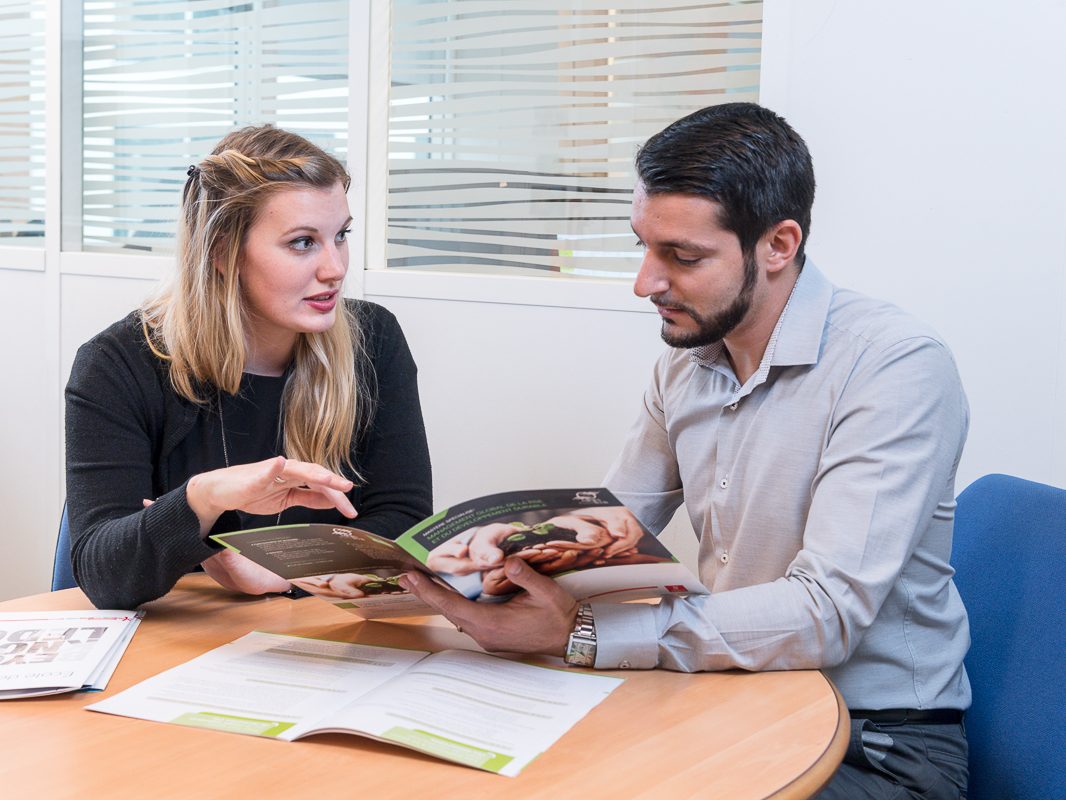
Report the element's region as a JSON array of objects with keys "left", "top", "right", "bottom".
[
  {"left": 211, "top": 487, "right": 707, "bottom": 619},
  {"left": 0, "top": 610, "right": 144, "bottom": 699},
  {"left": 88, "top": 631, "right": 622, "bottom": 777}
]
